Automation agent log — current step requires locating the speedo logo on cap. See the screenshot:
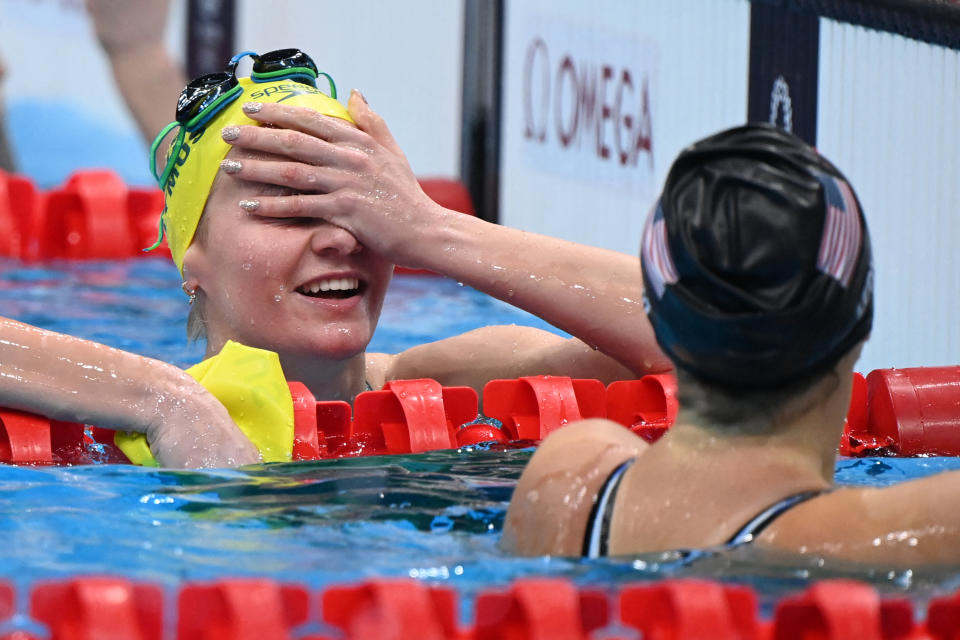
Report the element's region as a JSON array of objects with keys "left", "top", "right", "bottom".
[
  {"left": 814, "top": 171, "right": 862, "bottom": 288},
  {"left": 248, "top": 84, "right": 324, "bottom": 100},
  {"left": 641, "top": 201, "right": 678, "bottom": 299}
]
